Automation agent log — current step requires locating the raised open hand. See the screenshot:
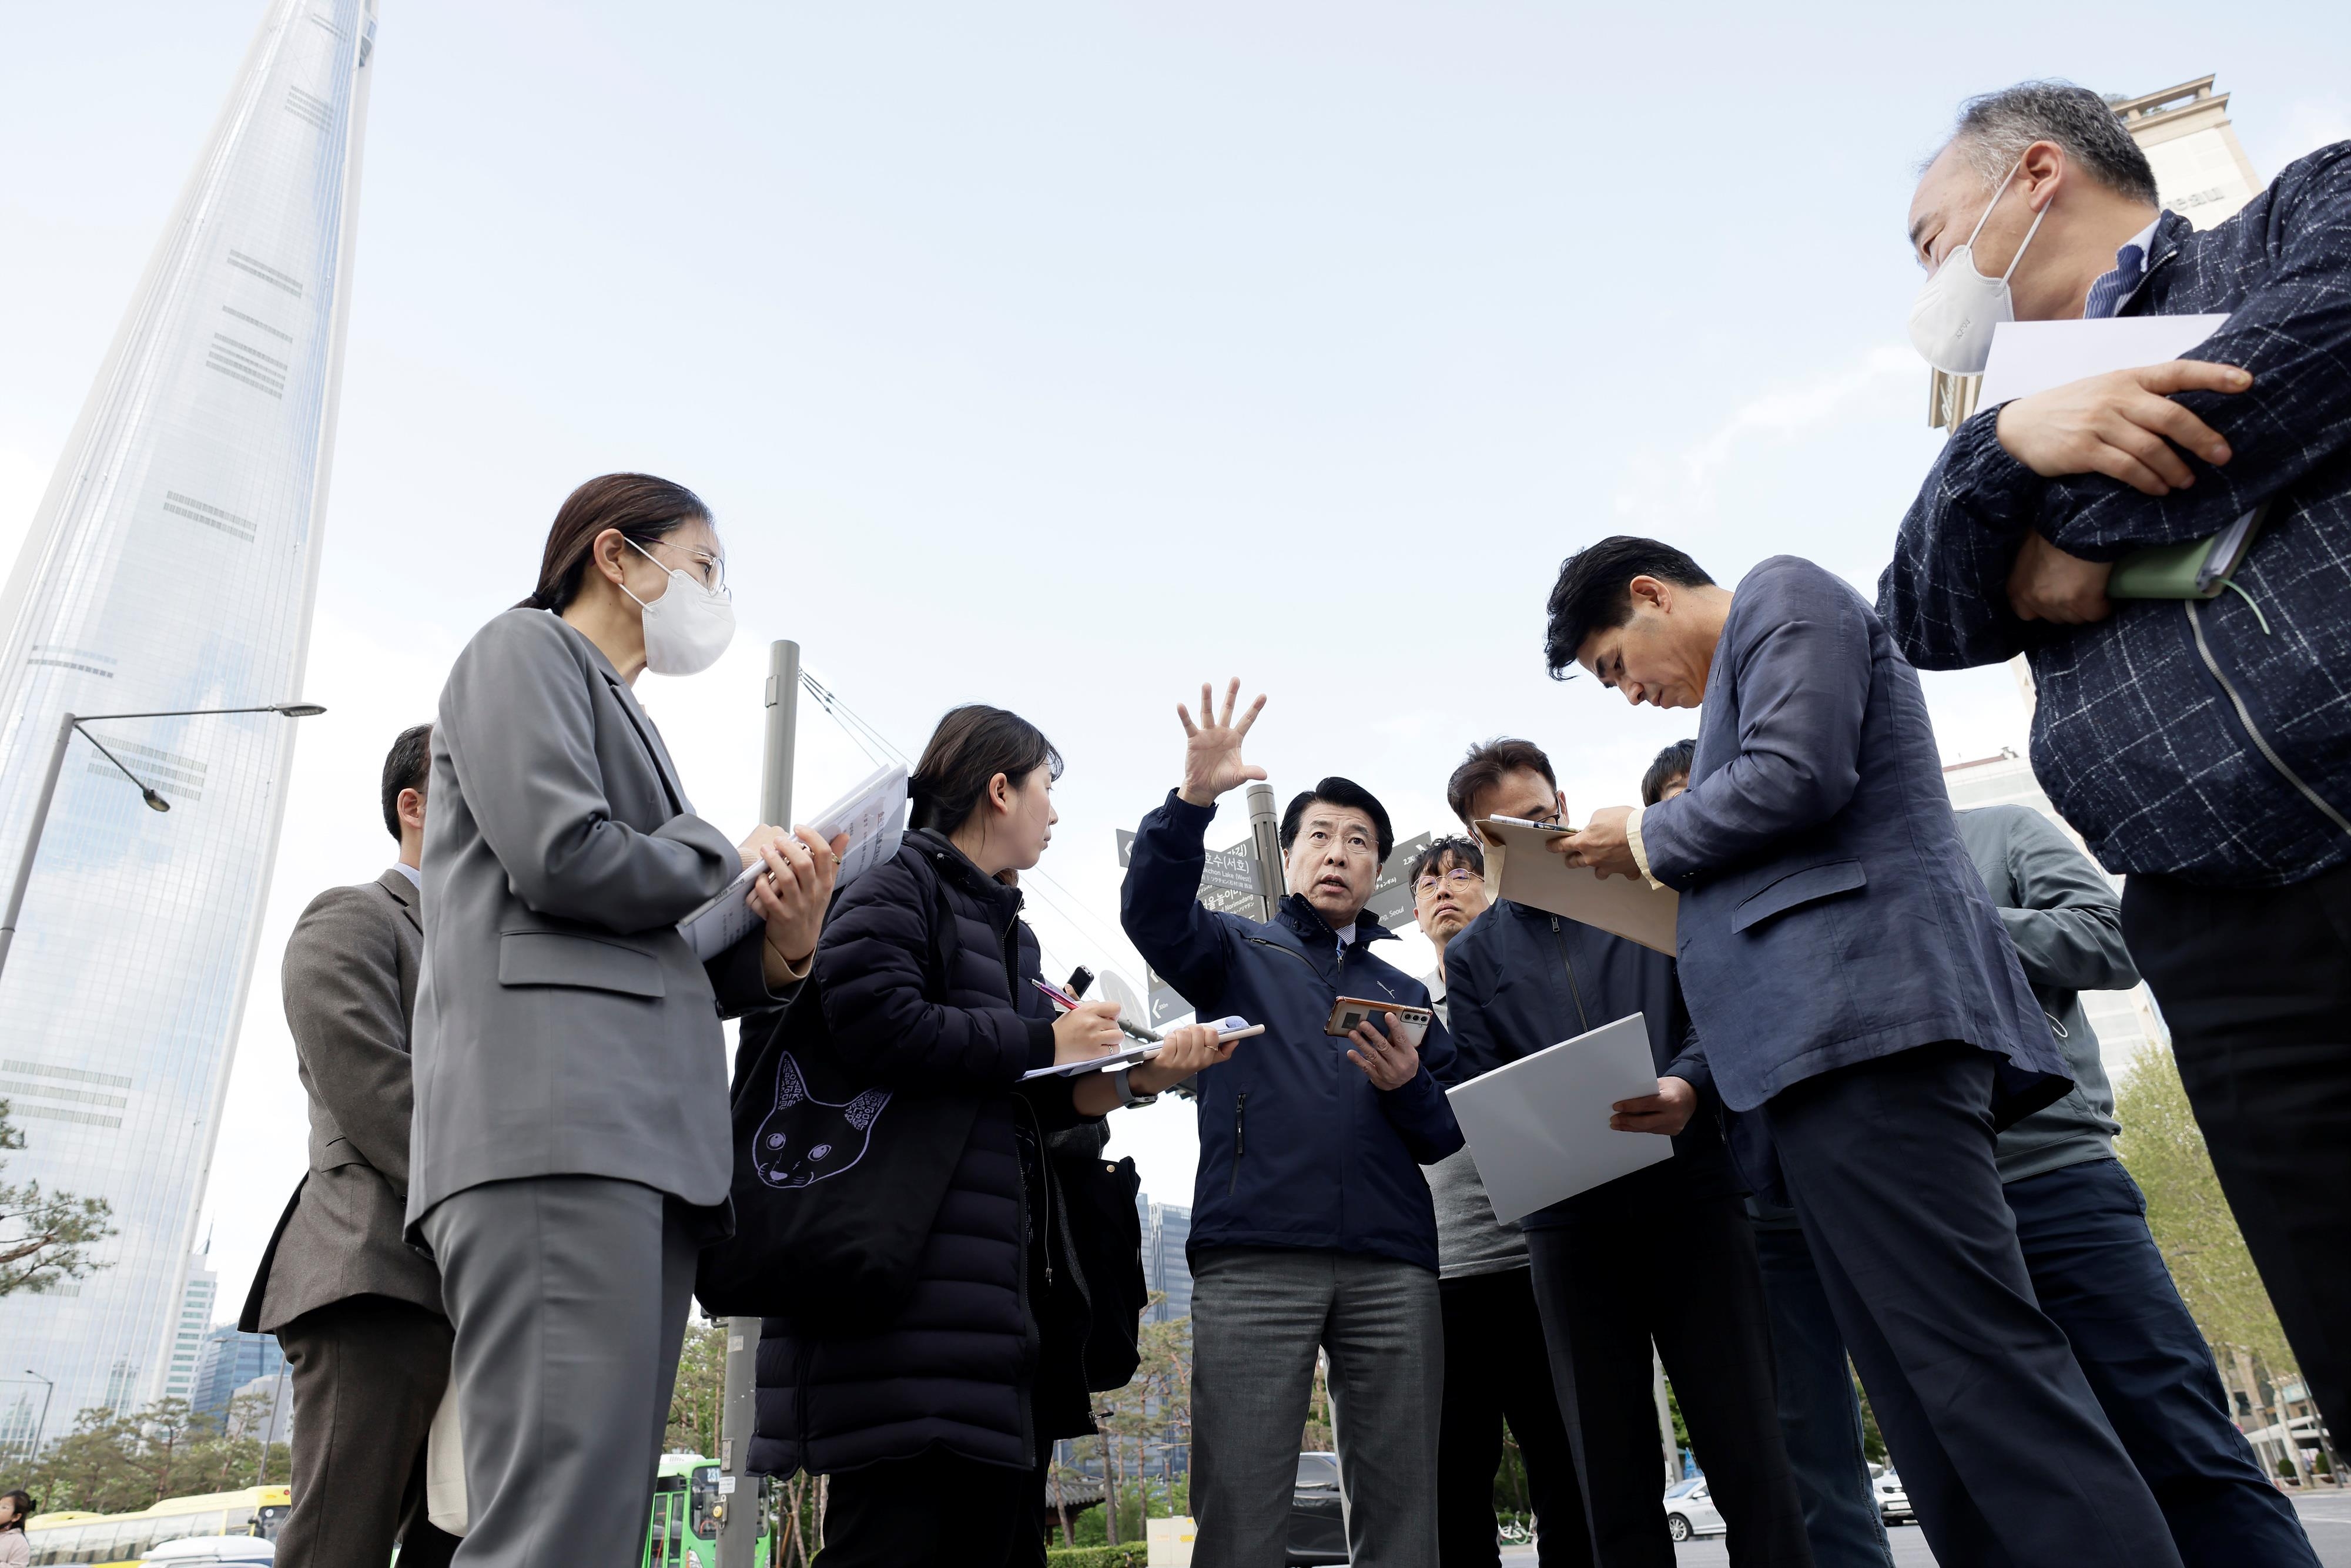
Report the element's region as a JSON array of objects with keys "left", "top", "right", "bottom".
[{"left": 1177, "top": 678, "right": 1267, "bottom": 807}]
